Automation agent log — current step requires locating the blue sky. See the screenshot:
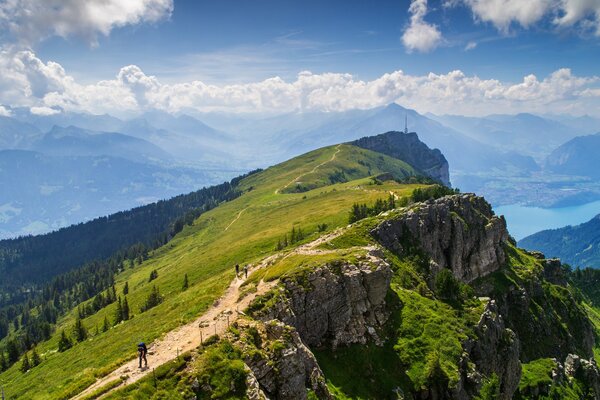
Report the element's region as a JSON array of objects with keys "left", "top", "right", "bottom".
[
  {"left": 34, "top": 0, "right": 600, "bottom": 83},
  {"left": 0, "top": 0, "right": 599, "bottom": 117}
]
